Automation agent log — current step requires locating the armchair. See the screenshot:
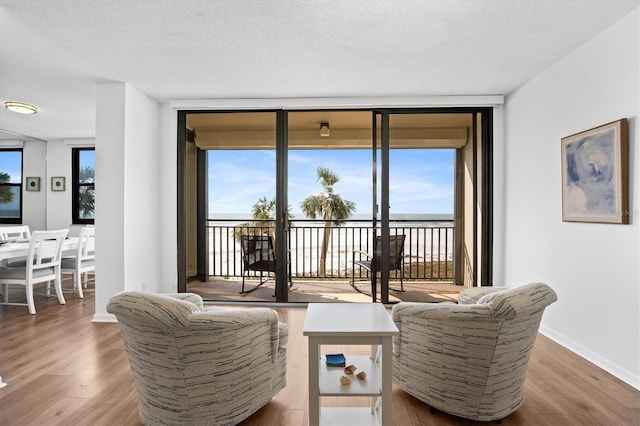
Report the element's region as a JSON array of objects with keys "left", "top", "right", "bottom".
[
  {"left": 107, "top": 292, "right": 288, "bottom": 426},
  {"left": 392, "top": 282, "right": 557, "bottom": 422}
]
